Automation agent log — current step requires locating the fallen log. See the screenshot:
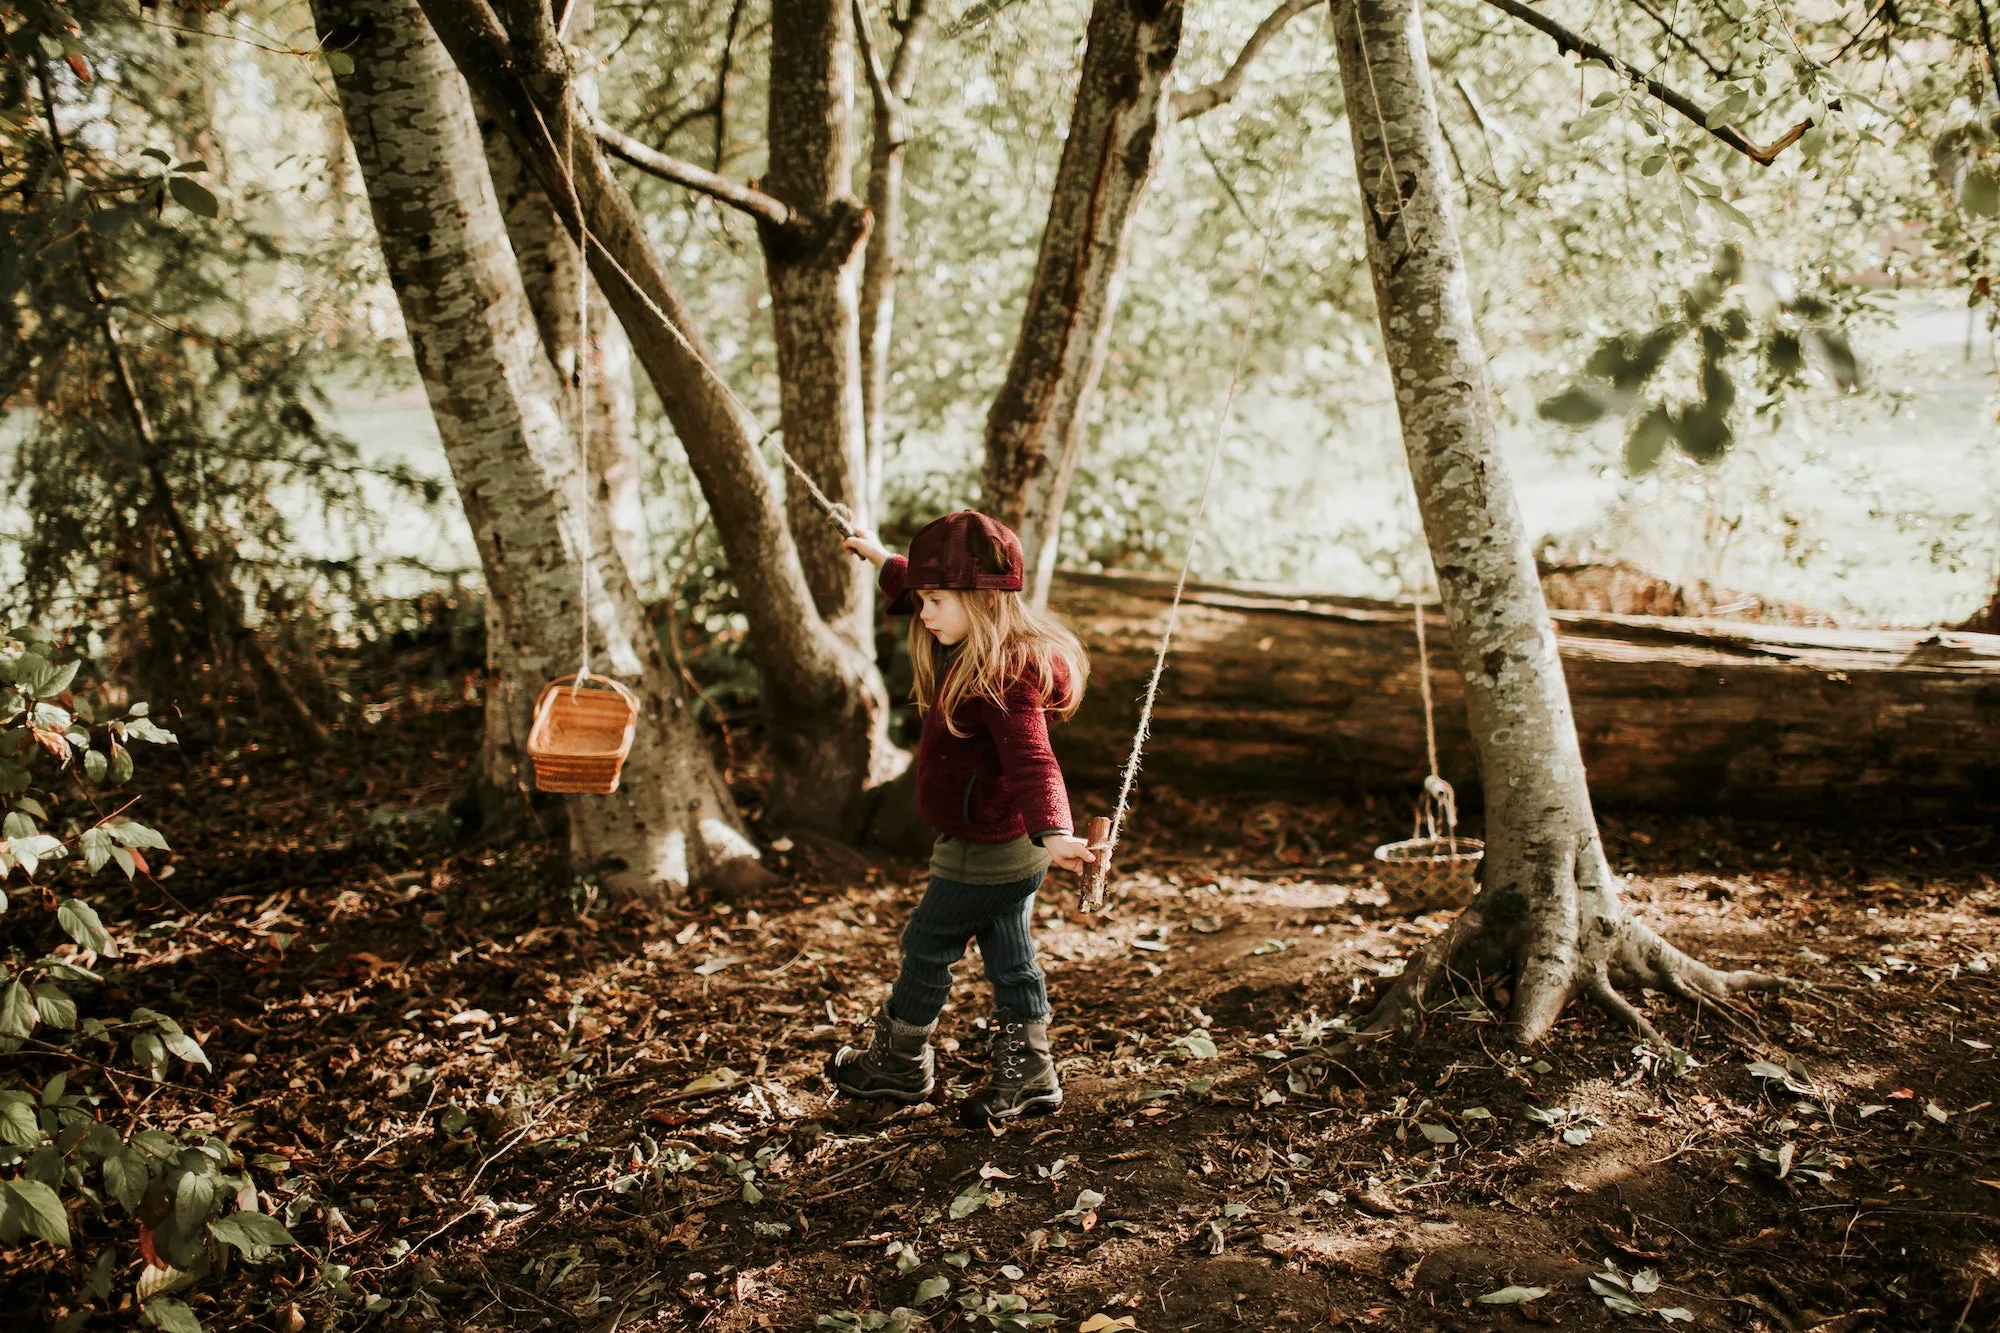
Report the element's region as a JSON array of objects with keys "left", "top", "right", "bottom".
[{"left": 1050, "top": 570, "right": 2000, "bottom": 821}]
